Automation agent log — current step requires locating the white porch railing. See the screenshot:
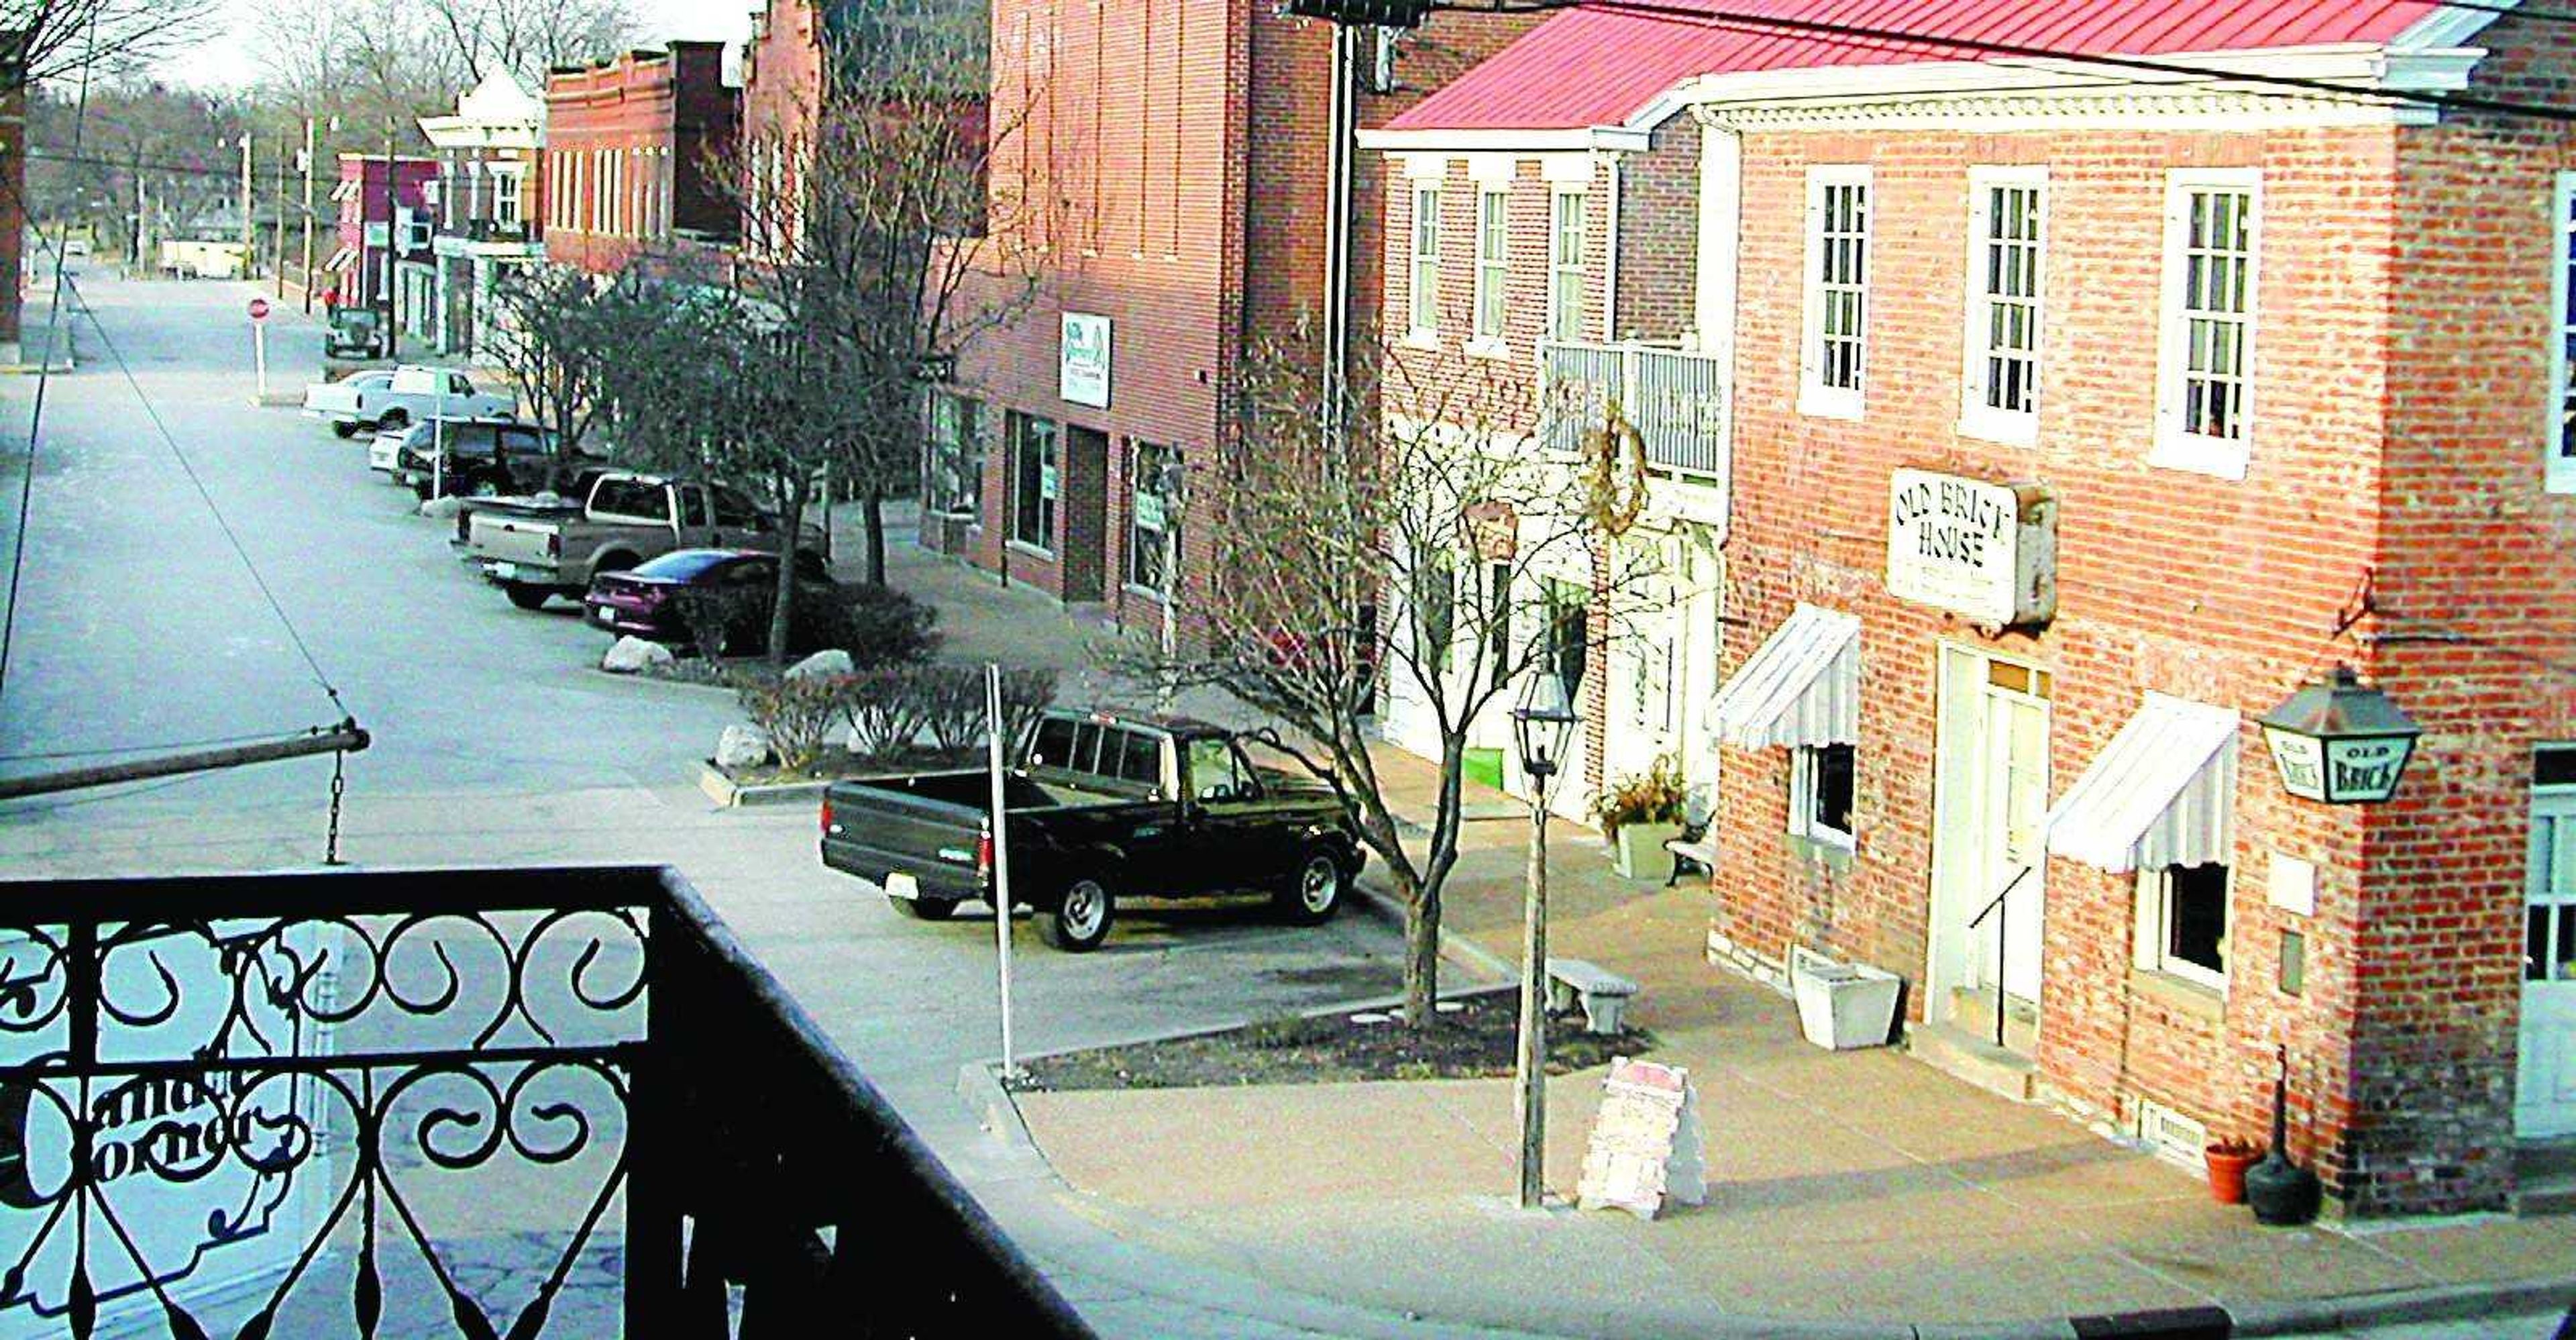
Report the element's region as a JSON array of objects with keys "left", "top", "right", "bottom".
[{"left": 1539, "top": 340, "right": 1730, "bottom": 491}]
